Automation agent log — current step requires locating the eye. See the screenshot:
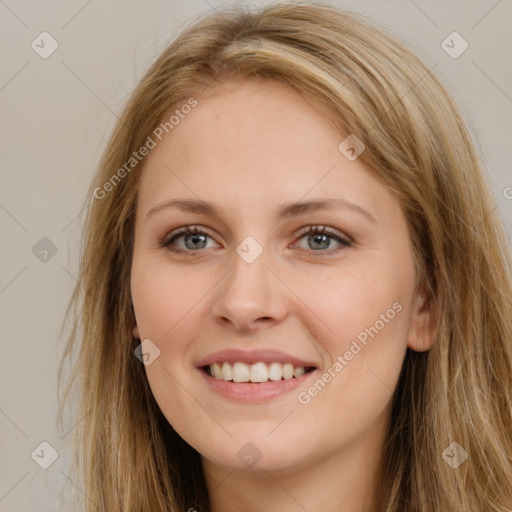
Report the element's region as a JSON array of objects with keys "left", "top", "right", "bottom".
[
  {"left": 159, "top": 224, "right": 352, "bottom": 256},
  {"left": 159, "top": 225, "right": 218, "bottom": 256},
  {"left": 291, "top": 225, "right": 352, "bottom": 255}
]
